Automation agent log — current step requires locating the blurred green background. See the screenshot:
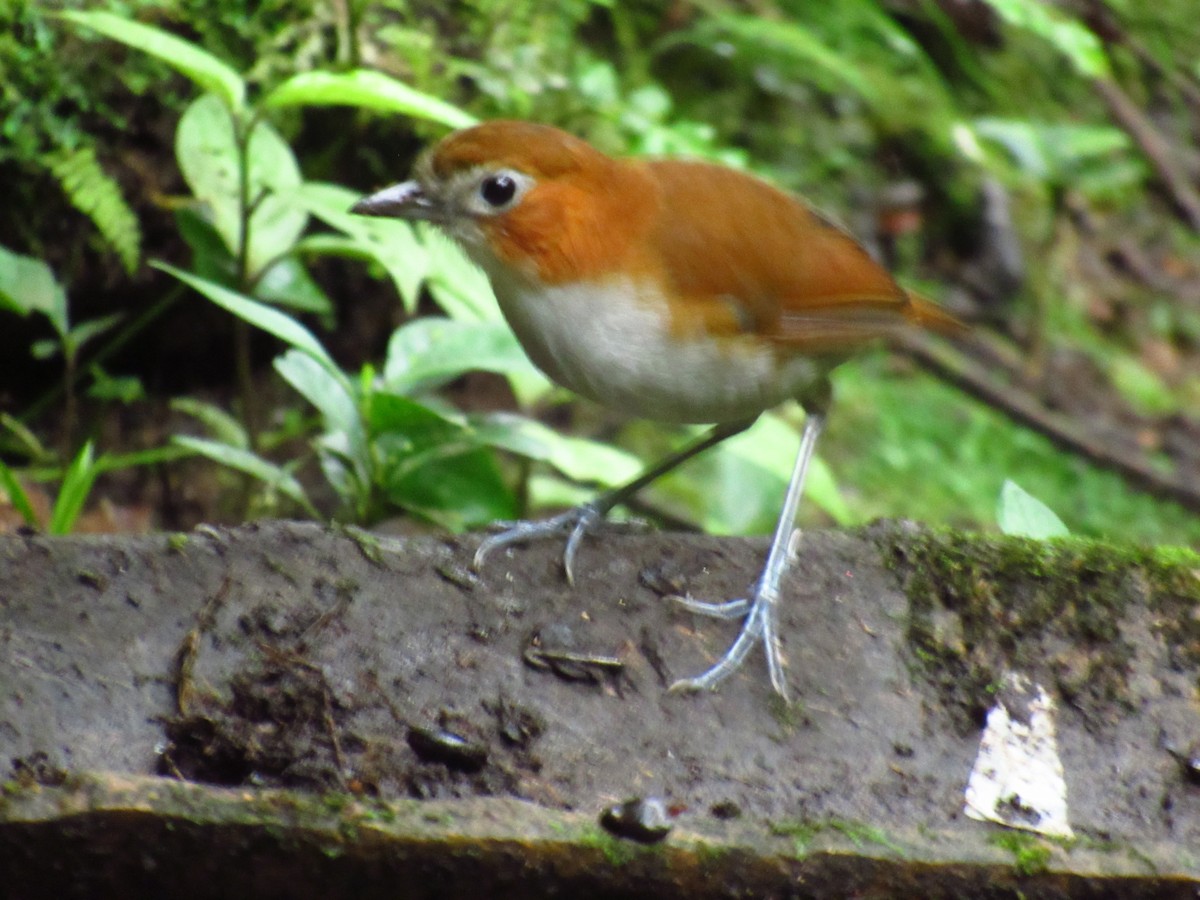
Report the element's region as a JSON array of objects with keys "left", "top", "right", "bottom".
[{"left": 1, "top": 0, "right": 1198, "bottom": 546}]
